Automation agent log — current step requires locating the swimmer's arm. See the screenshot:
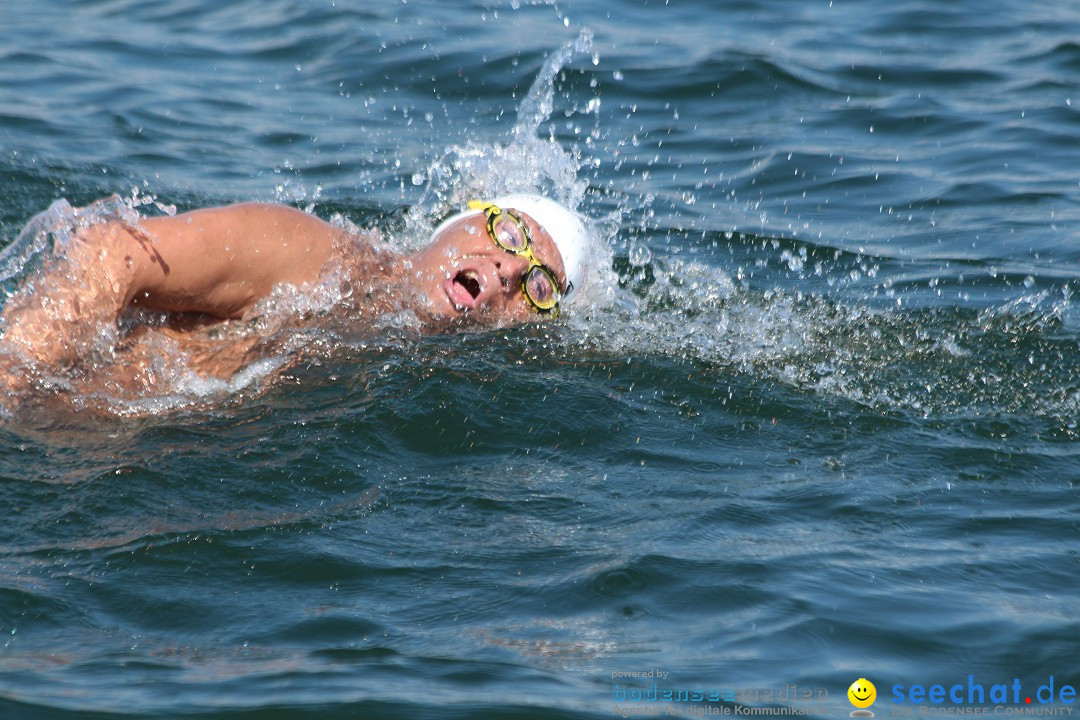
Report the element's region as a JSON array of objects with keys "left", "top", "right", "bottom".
[
  {"left": 131, "top": 203, "right": 341, "bottom": 316},
  {"left": 0, "top": 203, "right": 341, "bottom": 372}
]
